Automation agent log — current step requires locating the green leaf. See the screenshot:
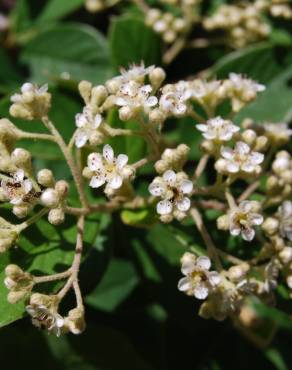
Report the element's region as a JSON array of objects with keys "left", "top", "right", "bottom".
[
  {"left": 0, "top": 254, "right": 26, "bottom": 327},
  {"left": 0, "top": 212, "right": 105, "bottom": 327},
  {"left": 212, "top": 43, "right": 292, "bottom": 84},
  {"left": 37, "top": 0, "right": 84, "bottom": 22},
  {"left": 85, "top": 258, "right": 139, "bottom": 312},
  {"left": 21, "top": 23, "right": 113, "bottom": 85},
  {"left": 0, "top": 48, "right": 22, "bottom": 90},
  {"left": 109, "top": 15, "right": 162, "bottom": 71},
  {"left": 121, "top": 207, "right": 157, "bottom": 228},
  {"left": 236, "top": 66, "right": 292, "bottom": 122}
]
